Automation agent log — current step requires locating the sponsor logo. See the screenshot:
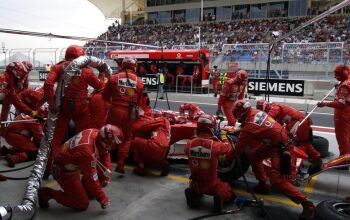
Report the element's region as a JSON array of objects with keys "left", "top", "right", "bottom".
[
  {"left": 247, "top": 79, "right": 304, "bottom": 96},
  {"left": 141, "top": 77, "right": 158, "bottom": 86},
  {"left": 39, "top": 71, "right": 49, "bottom": 81},
  {"left": 253, "top": 112, "right": 268, "bottom": 126},
  {"left": 189, "top": 146, "right": 212, "bottom": 159},
  {"left": 118, "top": 78, "right": 137, "bottom": 88}
]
